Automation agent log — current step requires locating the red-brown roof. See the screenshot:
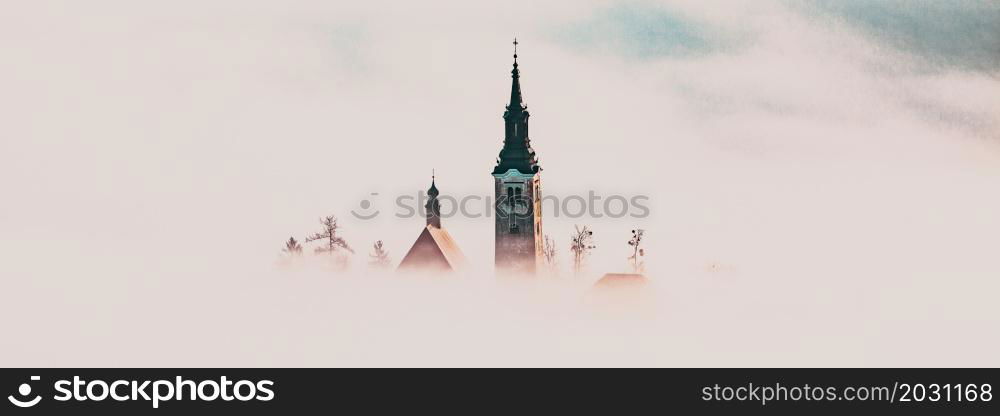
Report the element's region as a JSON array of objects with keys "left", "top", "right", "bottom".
[
  {"left": 397, "top": 225, "right": 467, "bottom": 272},
  {"left": 594, "top": 273, "right": 648, "bottom": 288}
]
